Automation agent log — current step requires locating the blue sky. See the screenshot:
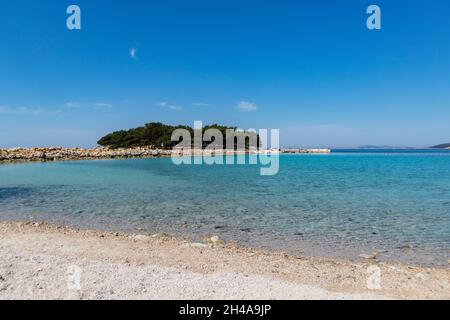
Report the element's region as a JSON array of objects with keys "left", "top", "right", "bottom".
[{"left": 1, "top": 0, "right": 450, "bottom": 148}]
